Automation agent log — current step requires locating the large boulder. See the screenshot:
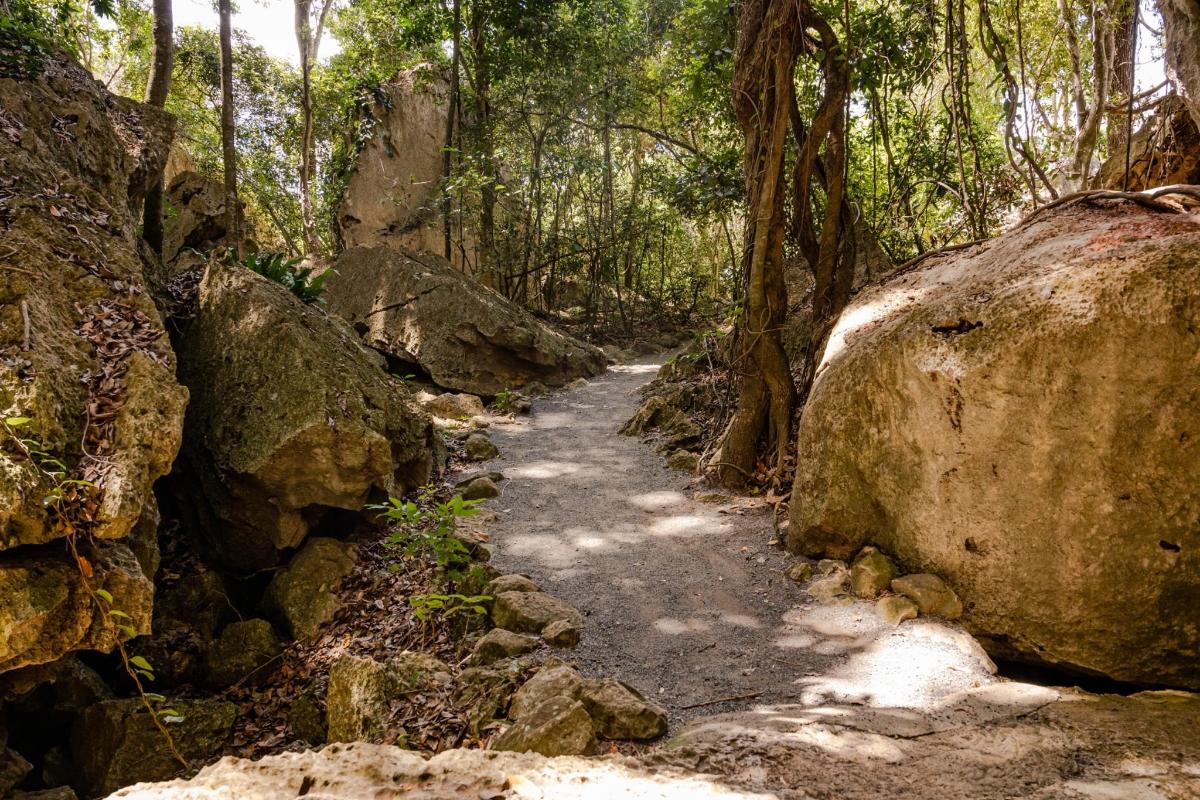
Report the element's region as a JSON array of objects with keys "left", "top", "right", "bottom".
[
  {"left": 789, "top": 204, "right": 1200, "bottom": 688},
  {"left": 325, "top": 248, "right": 607, "bottom": 396},
  {"left": 335, "top": 66, "right": 456, "bottom": 259},
  {"left": 260, "top": 538, "right": 356, "bottom": 640},
  {"left": 172, "top": 262, "right": 435, "bottom": 570},
  {"left": 0, "top": 55, "right": 182, "bottom": 673},
  {"left": 161, "top": 170, "right": 243, "bottom": 265}
]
